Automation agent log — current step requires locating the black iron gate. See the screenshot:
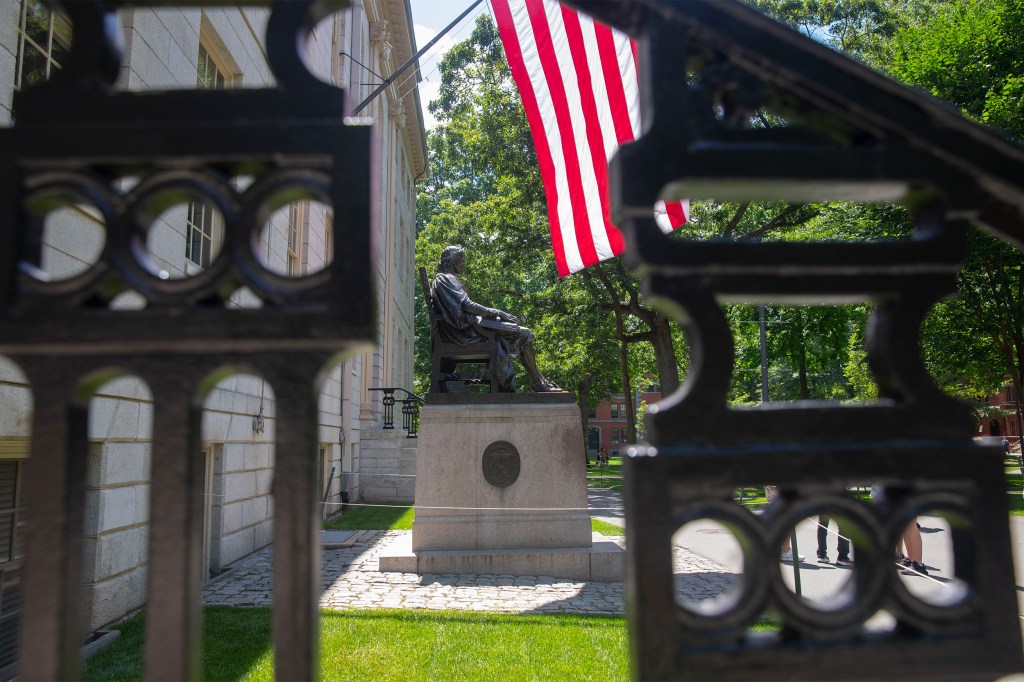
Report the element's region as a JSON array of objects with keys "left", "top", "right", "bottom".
[
  {"left": 2, "top": 0, "right": 1024, "bottom": 680},
  {"left": 0, "top": 1, "right": 372, "bottom": 679},
  {"left": 571, "top": 1, "right": 1024, "bottom": 679}
]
